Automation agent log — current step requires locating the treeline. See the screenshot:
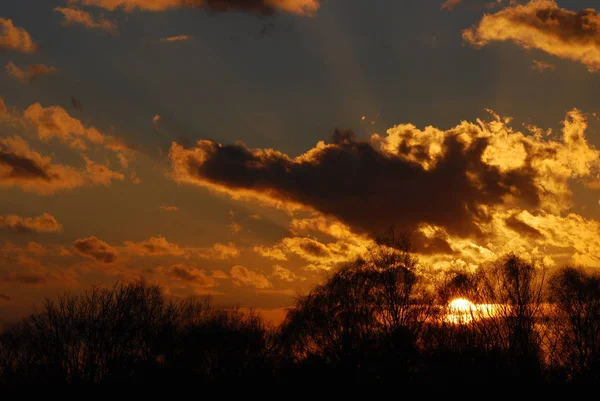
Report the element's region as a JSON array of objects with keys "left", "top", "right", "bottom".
[{"left": 1, "top": 237, "right": 599, "bottom": 384}]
